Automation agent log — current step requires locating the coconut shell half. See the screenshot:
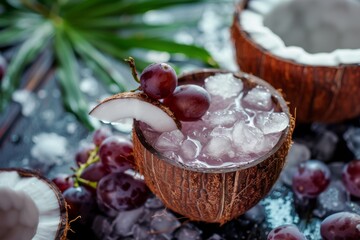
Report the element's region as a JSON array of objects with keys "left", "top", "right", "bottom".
[
  {"left": 133, "top": 69, "right": 294, "bottom": 223},
  {"left": 231, "top": 0, "right": 360, "bottom": 123},
  {"left": 0, "top": 168, "right": 68, "bottom": 240}
]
